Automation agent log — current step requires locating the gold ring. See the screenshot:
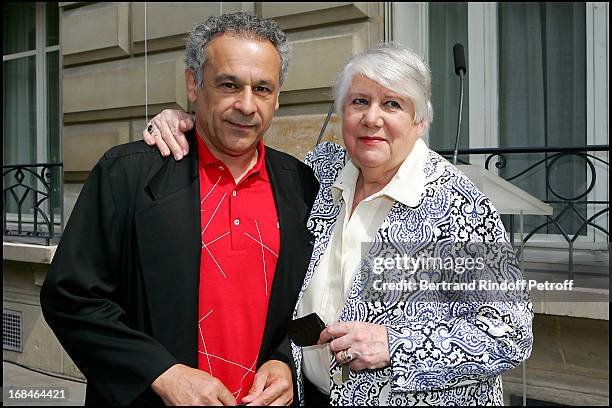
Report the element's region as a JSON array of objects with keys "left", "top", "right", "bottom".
[{"left": 340, "top": 349, "right": 351, "bottom": 364}]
